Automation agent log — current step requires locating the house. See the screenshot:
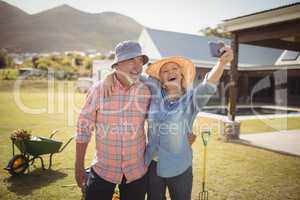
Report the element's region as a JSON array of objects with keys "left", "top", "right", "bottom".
[
  {"left": 220, "top": 2, "right": 300, "bottom": 120},
  {"left": 92, "top": 59, "right": 113, "bottom": 84},
  {"left": 138, "top": 27, "right": 300, "bottom": 107},
  {"left": 75, "top": 77, "right": 93, "bottom": 93}
]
